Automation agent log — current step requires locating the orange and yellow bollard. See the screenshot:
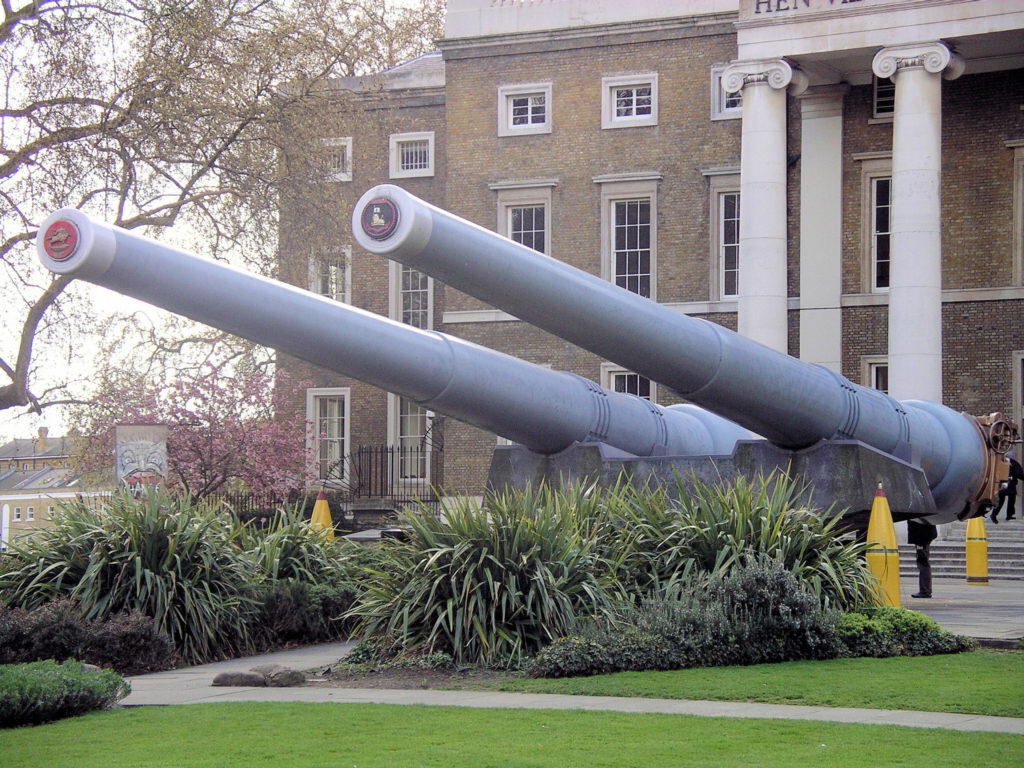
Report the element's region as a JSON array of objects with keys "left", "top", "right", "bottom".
[
  {"left": 865, "top": 484, "right": 900, "bottom": 606},
  {"left": 310, "top": 489, "right": 335, "bottom": 540},
  {"left": 965, "top": 516, "right": 988, "bottom": 585}
]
